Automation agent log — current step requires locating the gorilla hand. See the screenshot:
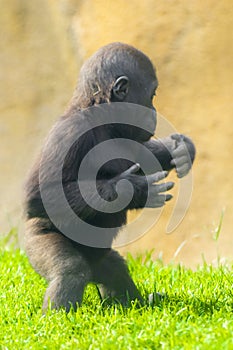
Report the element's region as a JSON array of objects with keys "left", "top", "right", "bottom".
[
  {"left": 170, "top": 134, "right": 195, "bottom": 178},
  {"left": 144, "top": 170, "right": 174, "bottom": 207},
  {"left": 117, "top": 164, "right": 174, "bottom": 209}
]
